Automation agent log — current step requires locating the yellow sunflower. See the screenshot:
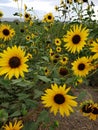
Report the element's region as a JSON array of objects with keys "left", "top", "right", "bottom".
[
  {"left": 90, "top": 40, "right": 98, "bottom": 59},
  {"left": 24, "top": 12, "right": 31, "bottom": 22},
  {"left": 44, "top": 67, "right": 50, "bottom": 76},
  {"left": 71, "top": 57, "right": 93, "bottom": 77},
  {"left": 59, "top": 66, "right": 68, "bottom": 76},
  {"left": 0, "top": 45, "right": 29, "bottom": 79},
  {"left": 80, "top": 100, "right": 94, "bottom": 117},
  {"left": 63, "top": 24, "right": 89, "bottom": 53},
  {"left": 89, "top": 103, "right": 98, "bottom": 121},
  {"left": 59, "top": 56, "right": 68, "bottom": 65},
  {"left": 41, "top": 83, "right": 77, "bottom": 117},
  {"left": 2, "top": 120, "right": 23, "bottom": 130},
  {"left": 0, "top": 24, "right": 15, "bottom": 41},
  {"left": 56, "top": 46, "right": 62, "bottom": 52},
  {"left": 43, "top": 13, "right": 54, "bottom": 23},
  {"left": 0, "top": 10, "right": 3, "bottom": 18},
  {"left": 55, "top": 38, "right": 62, "bottom": 46}
]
